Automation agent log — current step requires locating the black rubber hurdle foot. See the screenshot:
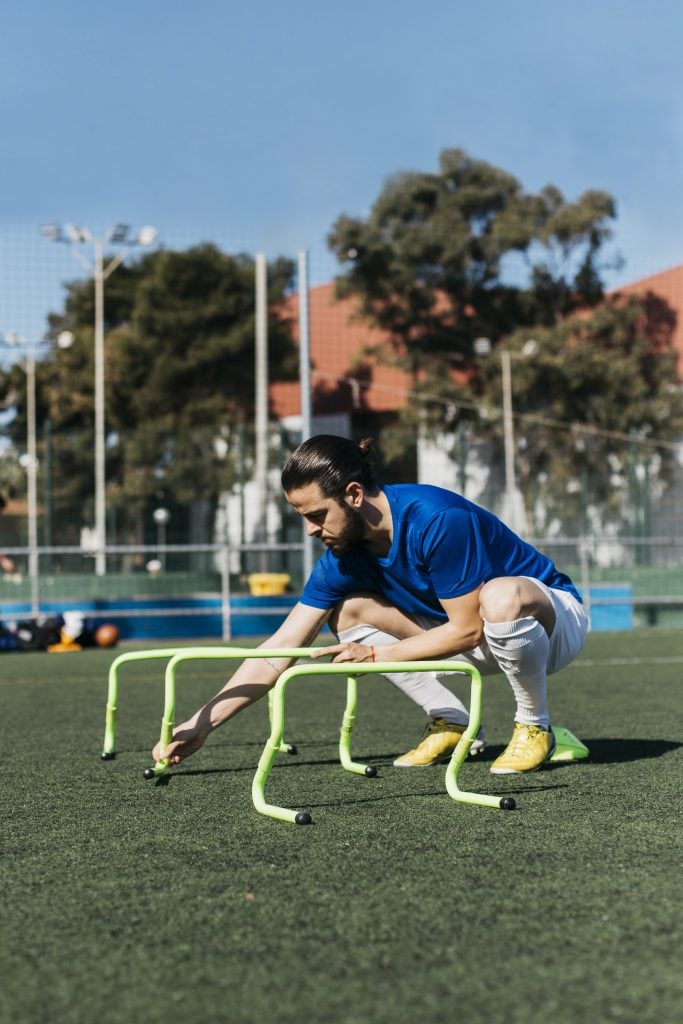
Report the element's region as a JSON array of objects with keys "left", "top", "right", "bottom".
[
  {"left": 143, "top": 767, "right": 156, "bottom": 780},
  {"left": 286, "top": 744, "right": 298, "bottom": 755},
  {"left": 295, "top": 811, "right": 312, "bottom": 826},
  {"left": 364, "top": 765, "right": 378, "bottom": 777},
  {"left": 100, "top": 752, "right": 115, "bottom": 761},
  {"left": 499, "top": 796, "right": 516, "bottom": 811}
]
